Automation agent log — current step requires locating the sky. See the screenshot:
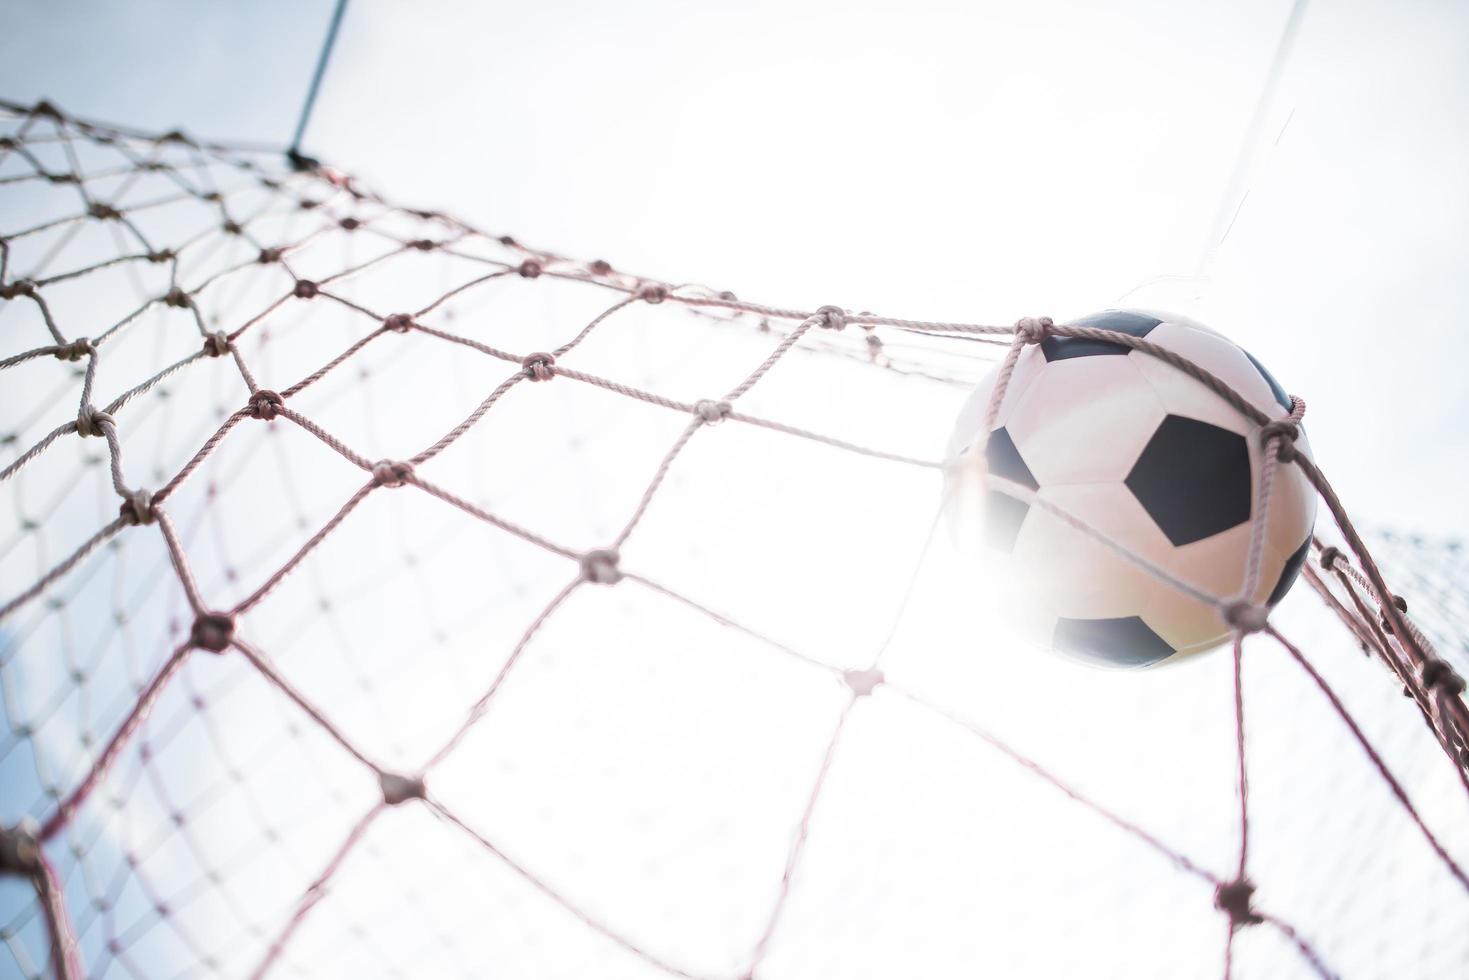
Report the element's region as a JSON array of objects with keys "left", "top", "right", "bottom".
[
  {"left": 5, "top": 0, "right": 1465, "bottom": 536},
  {"left": 1, "top": 1, "right": 1468, "bottom": 978}
]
